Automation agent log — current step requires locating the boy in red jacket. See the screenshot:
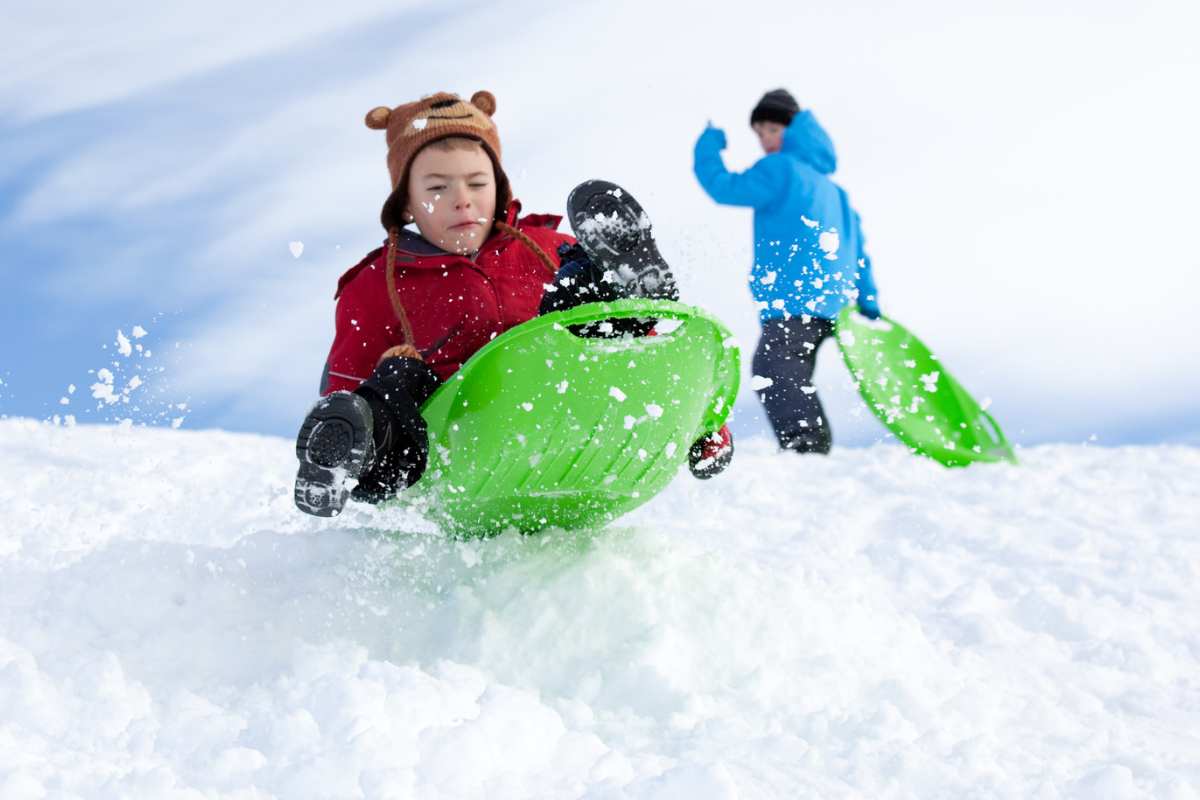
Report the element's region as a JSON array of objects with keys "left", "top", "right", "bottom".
[{"left": 295, "top": 90, "right": 732, "bottom": 517}]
